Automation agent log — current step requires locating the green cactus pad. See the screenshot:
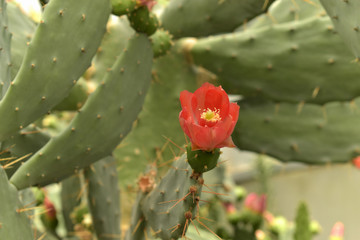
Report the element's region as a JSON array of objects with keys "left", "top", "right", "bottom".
[
  {"left": 7, "top": 1, "right": 36, "bottom": 81},
  {"left": 114, "top": 43, "right": 197, "bottom": 186},
  {"left": 128, "top": 6, "right": 159, "bottom": 36},
  {"left": 189, "top": 16, "right": 360, "bottom": 104},
  {"left": 61, "top": 174, "right": 82, "bottom": 235},
  {"left": 160, "top": 0, "right": 275, "bottom": 38},
  {"left": 125, "top": 164, "right": 157, "bottom": 240},
  {"left": 319, "top": 0, "right": 360, "bottom": 59},
  {"left": 0, "top": 166, "right": 34, "bottom": 239},
  {"left": 111, "top": 0, "right": 136, "bottom": 16},
  {"left": 84, "top": 156, "right": 121, "bottom": 240},
  {"left": 125, "top": 192, "right": 147, "bottom": 240},
  {"left": 53, "top": 77, "right": 89, "bottom": 111},
  {"left": 150, "top": 29, "right": 173, "bottom": 58},
  {"left": 141, "top": 153, "right": 203, "bottom": 240},
  {"left": 249, "top": 0, "right": 325, "bottom": 29},
  {"left": 0, "top": 0, "right": 11, "bottom": 99},
  {"left": 0, "top": 126, "right": 50, "bottom": 178},
  {"left": 233, "top": 97, "right": 360, "bottom": 164},
  {"left": 10, "top": 34, "right": 153, "bottom": 189},
  {"left": 91, "top": 16, "right": 134, "bottom": 84},
  {"left": 0, "top": 0, "right": 111, "bottom": 141}
]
